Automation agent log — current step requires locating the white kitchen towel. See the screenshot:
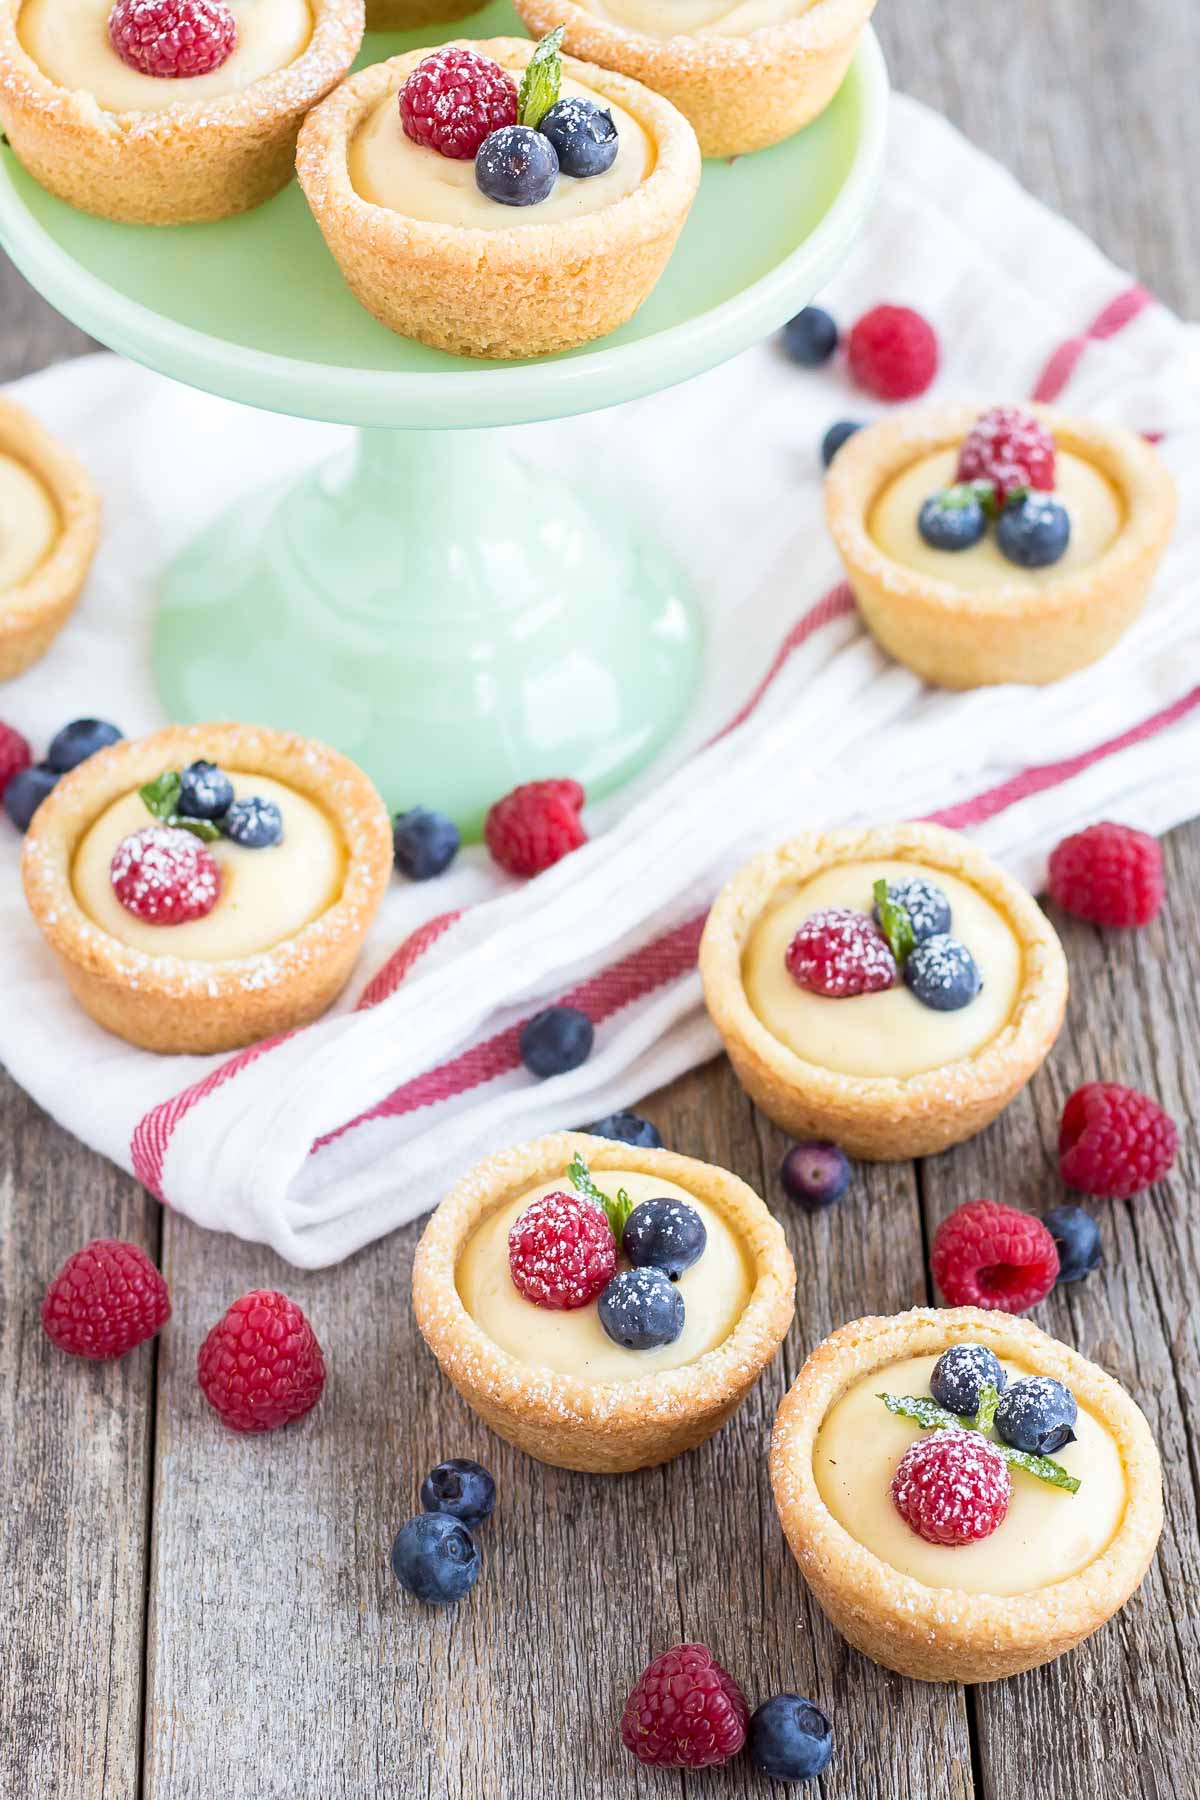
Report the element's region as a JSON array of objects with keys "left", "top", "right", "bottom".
[{"left": 1, "top": 94, "right": 1198, "bottom": 1266}]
